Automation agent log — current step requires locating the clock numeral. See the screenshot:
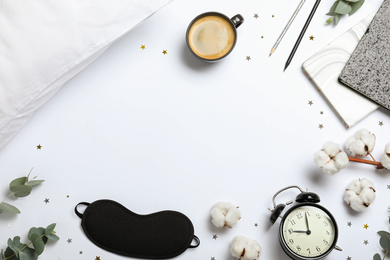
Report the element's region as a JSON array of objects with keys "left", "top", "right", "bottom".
[
  {"left": 316, "top": 246, "right": 321, "bottom": 252},
  {"left": 289, "top": 239, "right": 294, "bottom": 244},
  {"left": 323, "top": 239, "right": 329, "bottom": 245},
  {"left": 326, "top": 230, "right": 330, "bottom": 236},
  {"left": 316, "top": 213, "right": 321, "bottom": 219},
  {"left": 296, "top": 246, "right": 301, "bottom": 251},
  {"left": 288, "top": 228, "right": 293, "bottom": 234},
  {"left": 305, "top": 211, "right": 310, "bottom": 217},
  {"left": 296, "top": 213, "right": 303, "bottom": 219},
  {"left": 290, "top": 220, "right": 296, "bottom": 226},
  {"left": 306, "top": 248, "right": 311, "bottom": 254},
  {"left": 323, "top": 221, "right": 328, "bottom": 226}
]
